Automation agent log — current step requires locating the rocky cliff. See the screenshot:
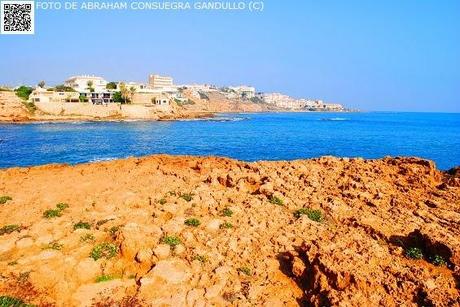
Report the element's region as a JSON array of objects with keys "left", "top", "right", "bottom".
[{"left": 0, "top": 156, "right": 459, "bottom": 306}]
